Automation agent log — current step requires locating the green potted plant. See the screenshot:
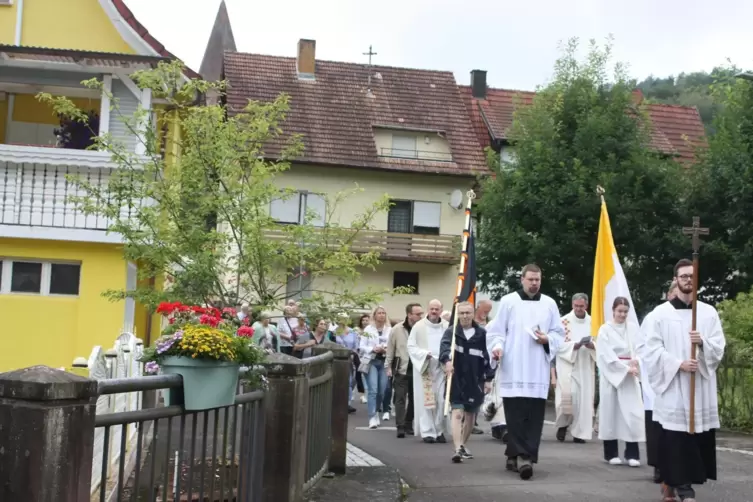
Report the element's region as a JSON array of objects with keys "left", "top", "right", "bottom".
[{"left": 140, "top": 302, "right": 265, "bottom": 410}]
